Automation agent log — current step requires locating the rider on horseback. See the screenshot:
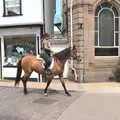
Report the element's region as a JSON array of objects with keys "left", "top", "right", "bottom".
[{"left": 40, "top": 33, "right": 52, "bottom": 70}]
